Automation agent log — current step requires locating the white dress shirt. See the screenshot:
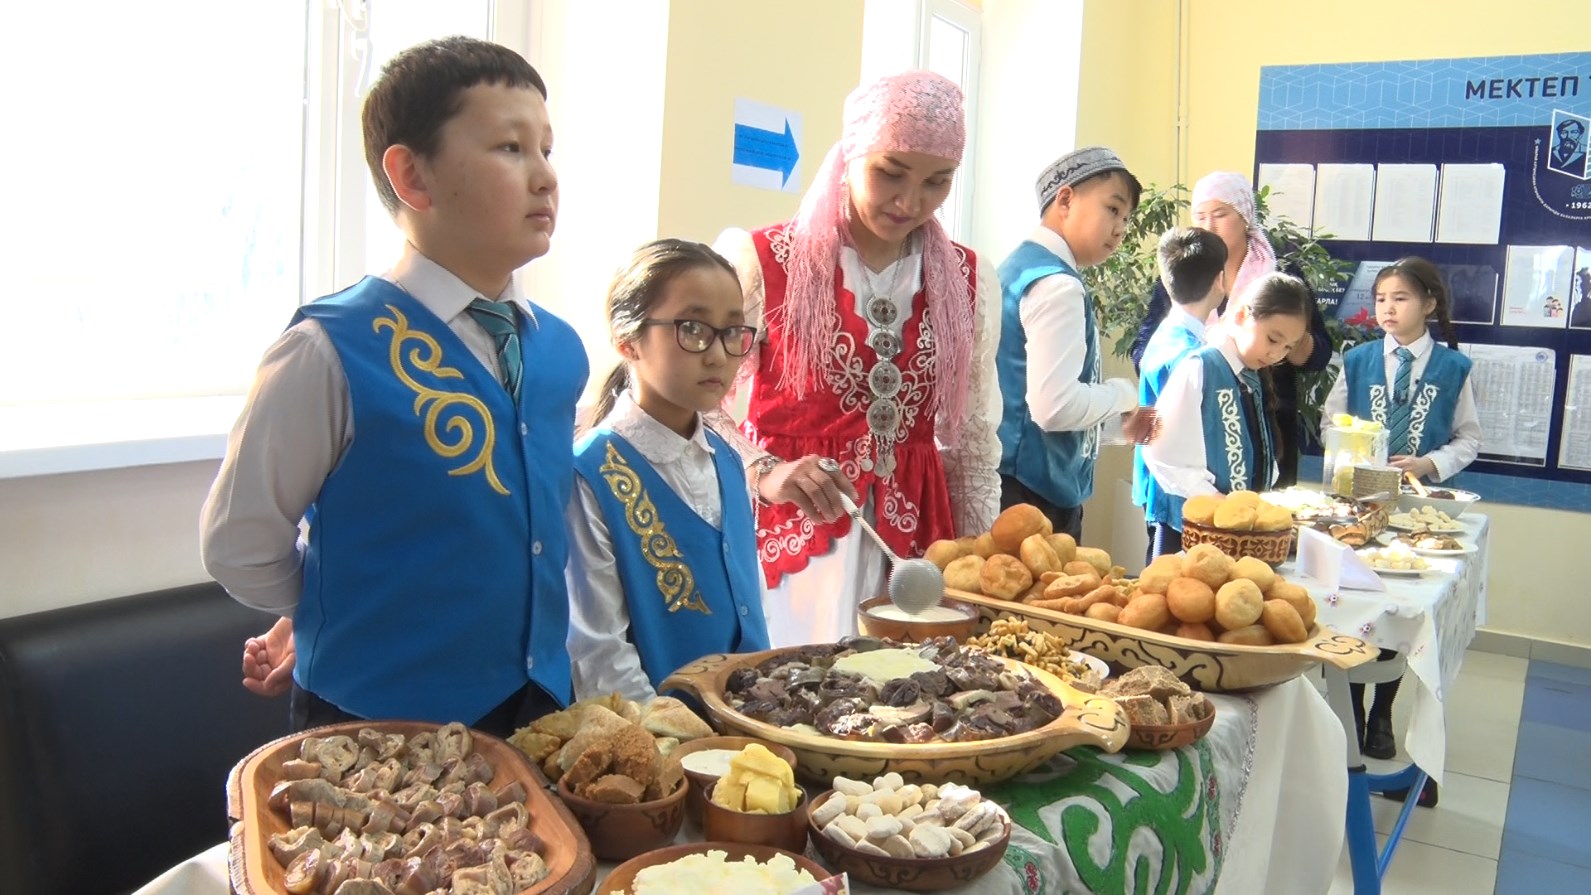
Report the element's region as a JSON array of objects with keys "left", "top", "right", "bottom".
[
  {"left": 199, "top": 246, "right": 537, "bottom": 614},
  {"left": 565, "top": 392, "right": 753, "bottom": 703},
  {"left": 1322, "top": 333, "right": 1482, "bottom": 481},
  {"left": 710, "top": 228, "right": 1005, "bottom": 538},
  {"left": 1017, "top": 226, "right": 1138, "bottom": 433},
  {"left": 1144, "top": 337, "right": 1278, "bottom": 497}
]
